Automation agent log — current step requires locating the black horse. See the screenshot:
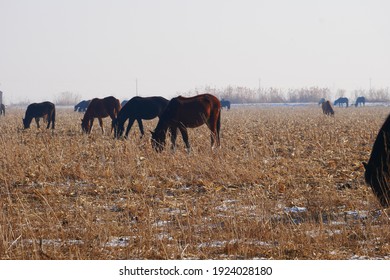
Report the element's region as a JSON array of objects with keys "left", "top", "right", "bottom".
[
  {"left": 113, "top": 96, "right": 169, "bottom": 139},
  {"left": 23, "top": 101, "right": 56, "bottom": 129},
  {"left": 363, "top": 113, "right": 390, "bottom": 208},
  {"left": 334, "top": 97, "right": 349, "bottom": 107},
  {"left": 0, "top": 104, "right": 4, "bottom": 116},
  {"left": 355, "top": 96, "right": 366, "bottom": 107},
  {"left": 220, "top": 99, "right": 231, "bottom": 110},
  {"left": 74, "top": 100, "right": 91, "bottom": 112}
]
